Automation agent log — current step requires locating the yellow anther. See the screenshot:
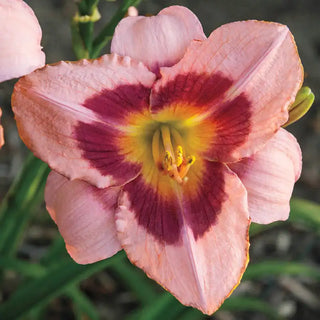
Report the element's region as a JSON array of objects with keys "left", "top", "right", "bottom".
[
  {"left": 153, "top": 125, "right": 196, "bottom": 184},
  {"left": 178, "top": 155, "right": 196, "bottom": 179},
  {"left": 176, "top": 145, "right": 183, "bottom": 167},
  {"left": 187, "top": 155, "right": 196, "bottom": 165},
  {"left": 163, "top": 151, "right": 173, "bottom": 171}
]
